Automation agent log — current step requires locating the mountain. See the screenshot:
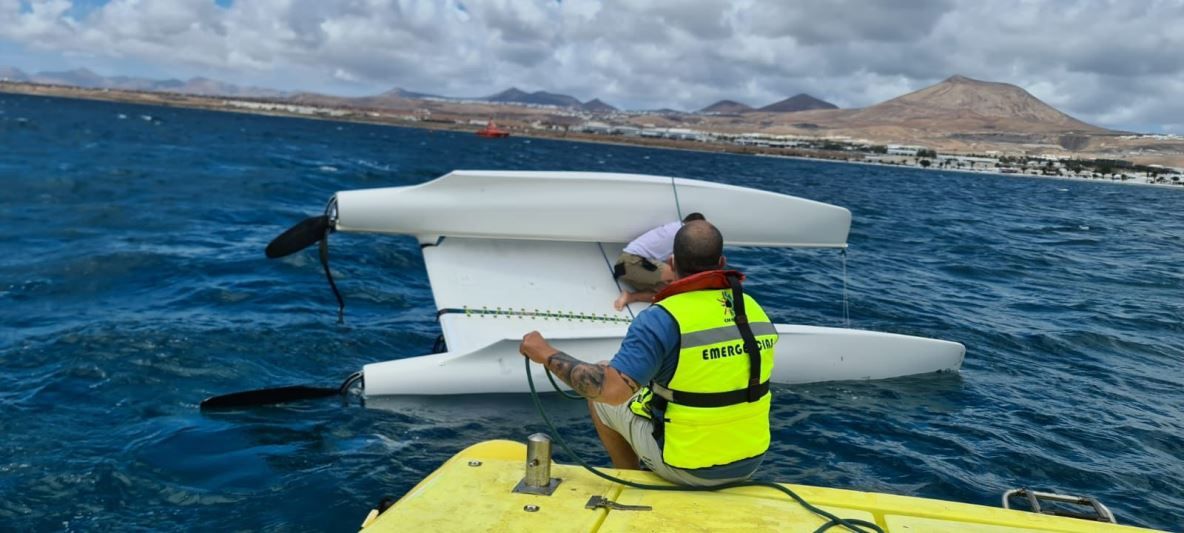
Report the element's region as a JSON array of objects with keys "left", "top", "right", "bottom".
[
  {"left": 484, "top": 87, "right": 529, "bottom": 102},
  {"left": 8, "top": 66, "right": 286, "bottom": 98},
  {"left": 759, "top": 93, "right": 837, "bottom": 112},
  {"left": 581, "top": 98, "right": 617, "bottom": 113},
  {"left": 4, "top": 65, "right": 616, "bottom": 112},
  {"left": 842, "top": 74, "right": 1107, "bottom": 133},
  {"left": 109, "top": 75, "right": 184, "bottom": 91},
  {"left": 31, "top": 68, "right": 109, "bottom": 88},
  {"left": 172, "top": 77, "right": 285, "bottom": 97},
  {"left": 0, "top": 67, "right": 27, "bottom": 81},
  {"left": 484, "top": 87, "right": 583, "bottom": 108},
  {"left": 523, "top": 90, "right": 581, "bottom": 108},
  {"left": 378, "top": 86, "right": 610, "bottom": 111},
  {"left": 699, "top": 100, "right": 753, "bottom": 114},
  {"left": 377, "top": 87, "right": 443, "bottom": 99}
]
